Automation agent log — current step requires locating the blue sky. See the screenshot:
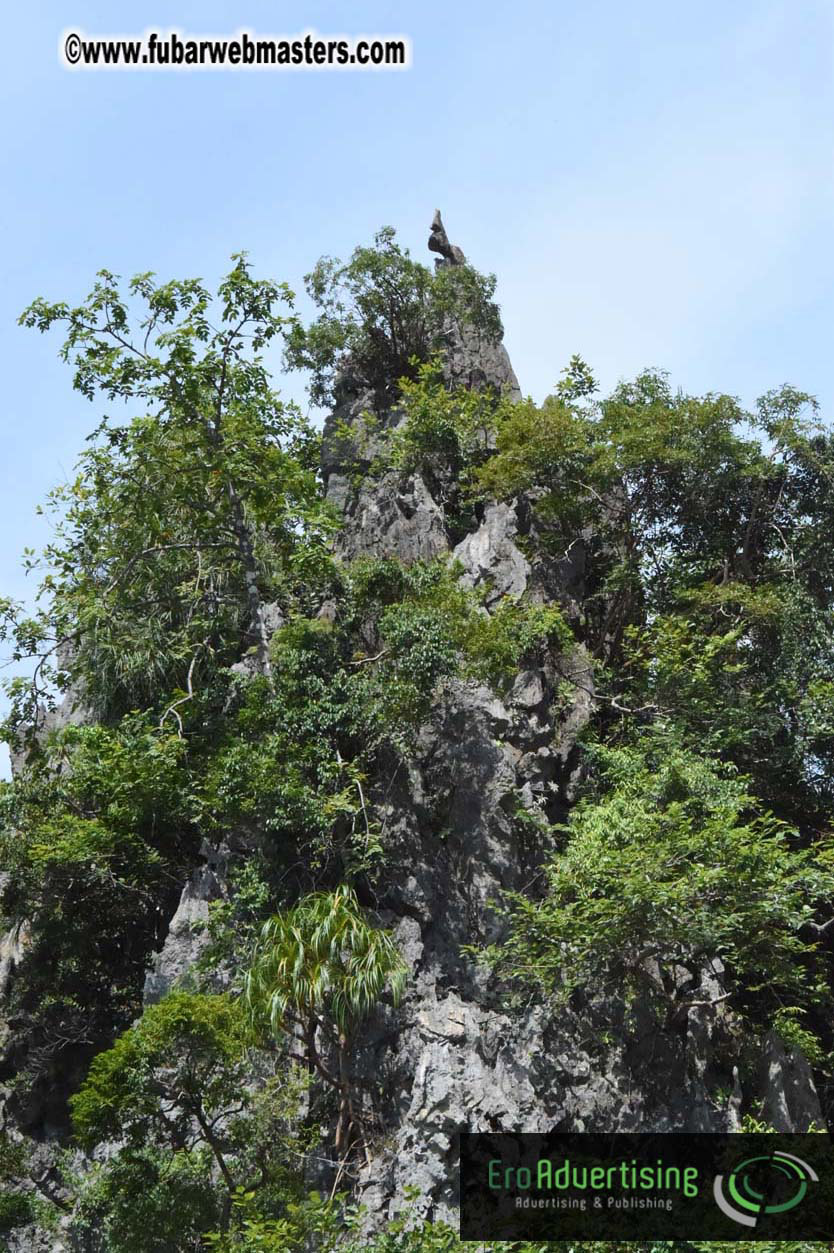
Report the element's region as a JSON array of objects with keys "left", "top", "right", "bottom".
[{"left": 1, "top": 1, "right": 833, "bottom": 770}]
